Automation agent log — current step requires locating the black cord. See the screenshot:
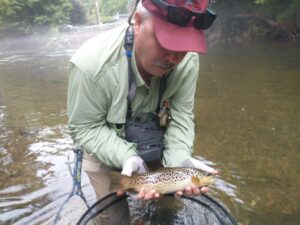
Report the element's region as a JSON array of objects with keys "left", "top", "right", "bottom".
[
  {"left": 181, "top": 195, "right": 227, "bottom": 225},
  {"left": 202, "top": 194, "right": 238, "bottom": 225},
  {"left": 76, "top": 192, "right": 129, "bottom": 225},
  {"left": 128, "top": 0, "right": 140, "bottom": 25}
]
